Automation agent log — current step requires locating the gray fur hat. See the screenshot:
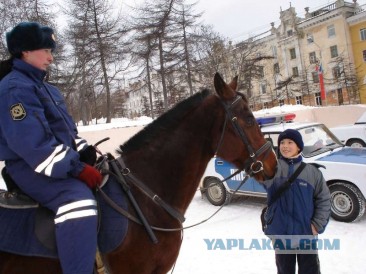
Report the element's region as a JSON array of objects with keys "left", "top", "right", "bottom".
[{"left": 6, "top": 22, "right": 56, "bottom": 56}]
